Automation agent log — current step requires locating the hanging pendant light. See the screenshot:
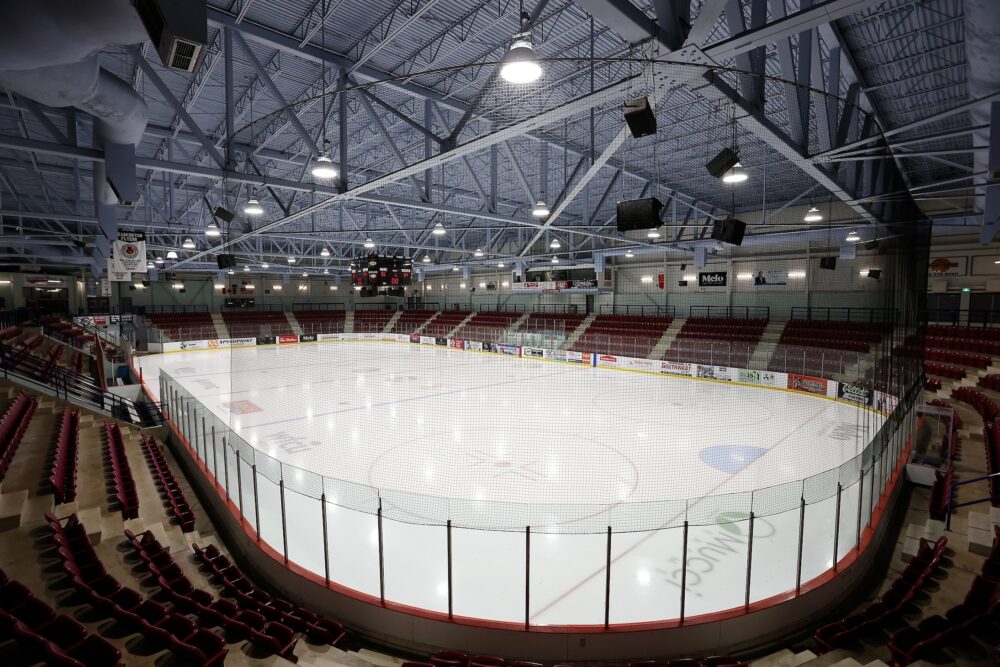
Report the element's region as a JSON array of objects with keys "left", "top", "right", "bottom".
[
  {"left": 182, "top": 237, "right": 195, "bottom": 249},
  {"left": 310, "top": 155, "right": 338, "bottom": 179},
  {"left": 243, "top": 265, "right": 250, "bottom": 272},
  {"left": 166, "top": 250, "right": 179, "bottom": 260},
  {"left": 624, "top": 249, "right": 634, "bottom": 258},
  {"left": 845, "top": 229, "right": 861, "bottom": 243},
  {"left": 146, "top": 261, "right": 155, "bottom": 269},
  {"left": 364, "top": 238, "right": 375, "bottom": 249},
  {"left": 722, "top": 162, "right": 748, "bottom": 184},
  {"left": 287, "top": 256, "right": 296, "bottom": 264},
  {"left": 261, "top": 262, "right": 270, "bottom": 269},
  {"left": 474, "top": 248, "right": 484, "bottom": 257},
  {"left": 154, "top": 256, "right": 164, "bottom": 265},
  {"left": 647, "top": 228, "right": 661, "bottom": 239},
  {"left": 500, "top": 33, "right": 542, "bottom": 84},
  {"left": 550, "top": 256, "right": 559, "bottom": 264},
  {"left": 422, "top": 254, "right": 431, "bottom": 263},
  {"left": 432, "top": 222, "right": 447, "bottom": 236},
  {"left": 549, "top": 237, "right": 561, "bottom": 249},
  {"left": 244, "top": 197, "right": 264, "bottom": 216},
  {"left": 205, "top": 222, "right": 221, "bottom": 238},
  {"left": 320, "top": 247, "right": 331, "bottom": 257},
  {"left": 532, "top": 200, "right": 550, "bottom": 217},
  {"left": 497, "top": 261, "right": 505, "bottom": 268},
  {"left": 804, "top": 206, "right": 822, "bottom": 222}
]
